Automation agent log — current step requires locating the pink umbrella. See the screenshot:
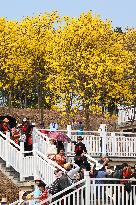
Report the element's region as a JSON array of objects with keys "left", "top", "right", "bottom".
[{"left": 48, "top": 131, "right": 70, "bottom": 142}]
